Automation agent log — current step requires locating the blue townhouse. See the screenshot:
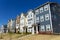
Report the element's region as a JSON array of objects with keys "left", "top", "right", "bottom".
[{"left": 32, "top": 2, "right": 60, "bottom": 34}]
